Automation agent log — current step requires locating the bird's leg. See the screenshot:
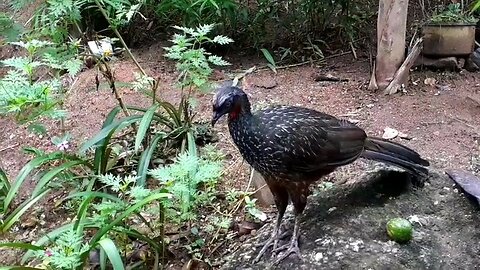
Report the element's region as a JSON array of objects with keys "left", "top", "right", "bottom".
[
  {"left": 272, "top": 181, "right": 309, "bottom": 264},
  {"left": 253, "top": 211, "right": 283, "bottom": 263},
  {"left": 273, "top": 214, "right": 302, "bottom": 264},
  {"left": 253, "top": 183, "right": 289, "bottom": 263}
]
